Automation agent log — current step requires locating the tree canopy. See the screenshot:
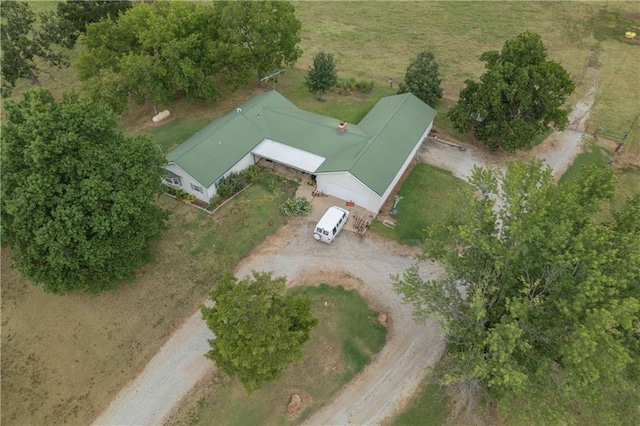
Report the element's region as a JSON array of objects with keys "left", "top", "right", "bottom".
[
  {"left": 213, "top": 1, "right": 303, "bottom": 83},
  {"left": 75, "top": 1, "right": 303, "bottom": 113},
  {"left": 398, "top": 50, "right": 443, "bottom": 106},
  {"left": 1, "top": 88, "right": 168, "bottom": 294},
  {"left": 201, "top": 271, "right": 318, "bottom": 392},
  {"left": 53, "top": 0, "right": 133, "bottom": 49},
  {"left": 393, "top": 160, "right": 640, "bottom": 423},
  {"left": 304, "top": 51, "right": 338, "bottom": 99},
  {"left": 448, "top": 32, "right": 574, "bottom": 151},
  {"left": 76, "top": 1, "right": 238, "bottom": 113},
  {"left": 0, "top": 1, "right": 68, "bottom": 97}
]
